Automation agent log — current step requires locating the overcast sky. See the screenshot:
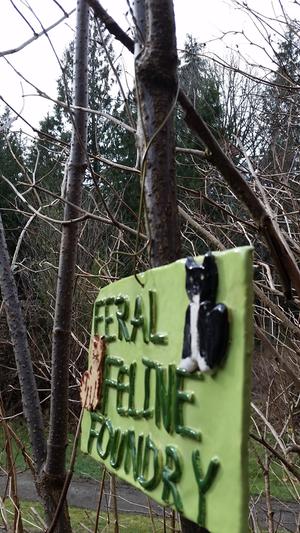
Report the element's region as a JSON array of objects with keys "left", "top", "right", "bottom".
[{"left": 0, "top": 0, "right": 297, "bottom": 132}]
